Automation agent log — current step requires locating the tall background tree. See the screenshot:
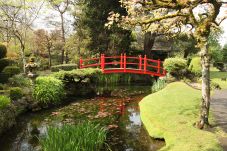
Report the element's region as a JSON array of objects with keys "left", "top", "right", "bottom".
[
  {"left": 48, "top": 0, "right": 70, "bottom": 64},
  {"left": 34, "top": 29, "right": 58, "bottom": 68},
  {"left": 0, "top": 0, "right": 44, "bottom": 72},
  {"left": 73, "top": 0, "right": 132, "bottom": 56}
]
